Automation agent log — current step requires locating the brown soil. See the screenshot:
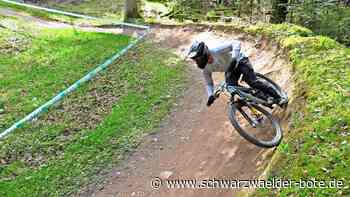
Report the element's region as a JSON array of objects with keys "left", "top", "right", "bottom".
[{"left": 81, "top": 26, "right": 294, "bottom": 197}]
